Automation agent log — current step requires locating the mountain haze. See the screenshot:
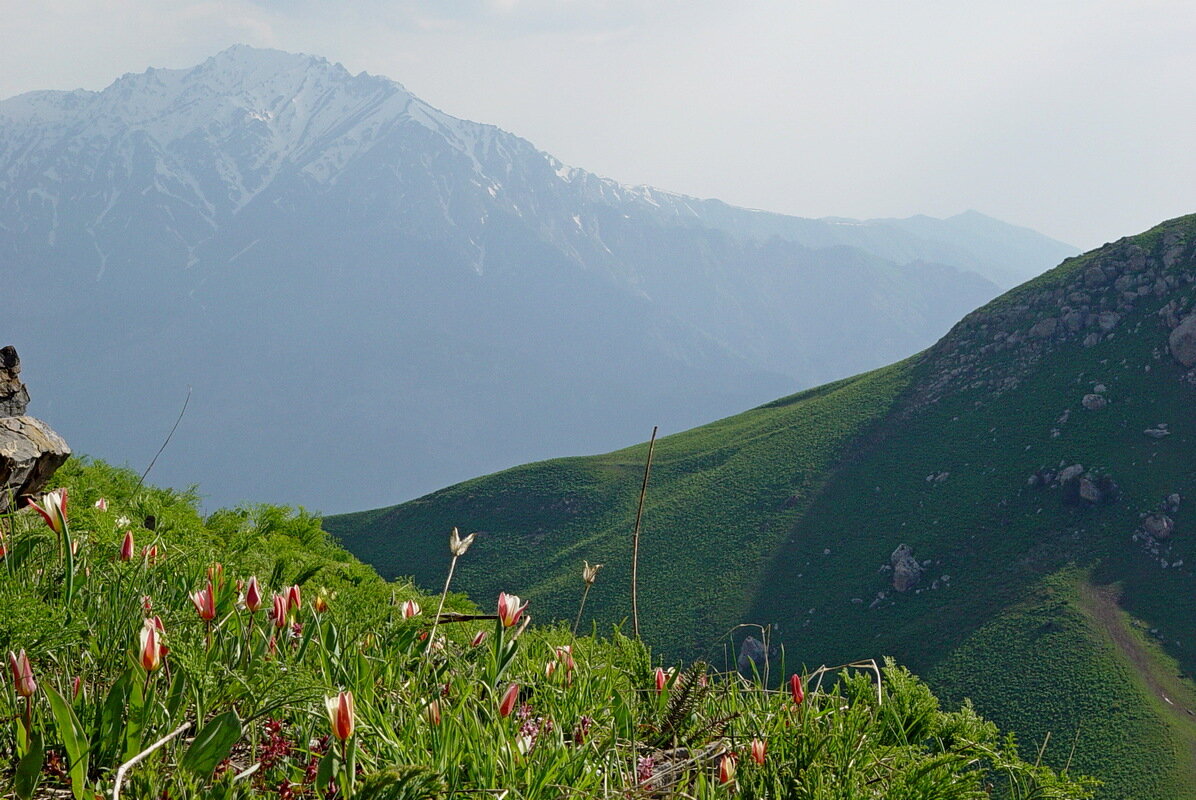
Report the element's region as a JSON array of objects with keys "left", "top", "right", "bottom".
[
  {"left": 0, "top": 46, "right": 1075, "bottom": 511},
  {"left": 329, "top": 216, "right": 1196, "bottom": 798}
]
